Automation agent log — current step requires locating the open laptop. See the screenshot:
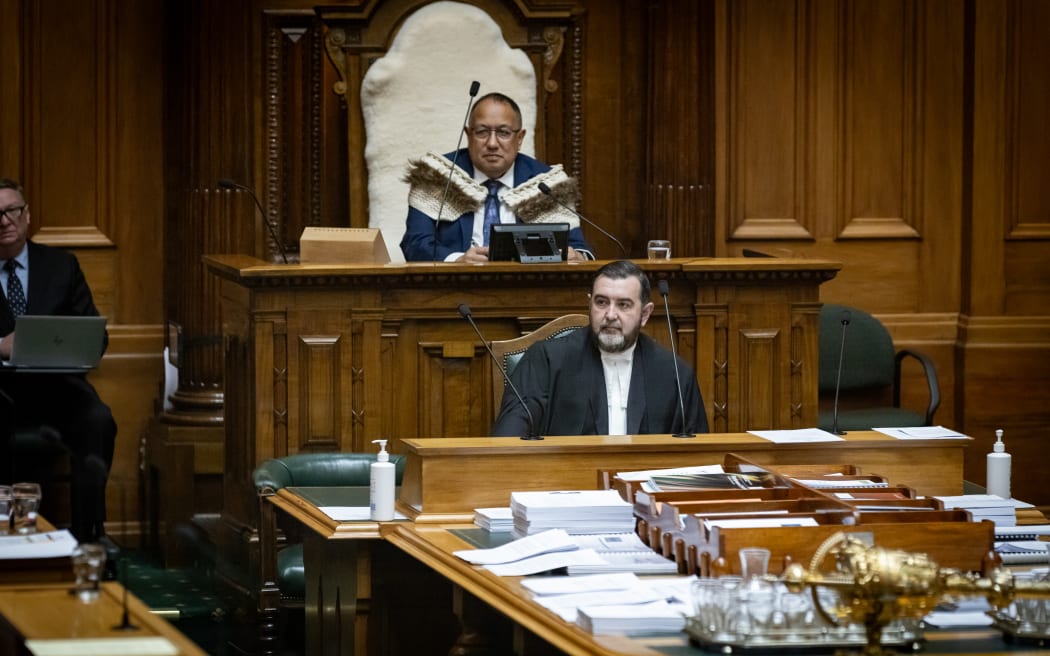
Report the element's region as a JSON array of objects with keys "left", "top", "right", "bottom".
[{"left": 3, "top": 315, "right": 107, "bottom": 371}]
